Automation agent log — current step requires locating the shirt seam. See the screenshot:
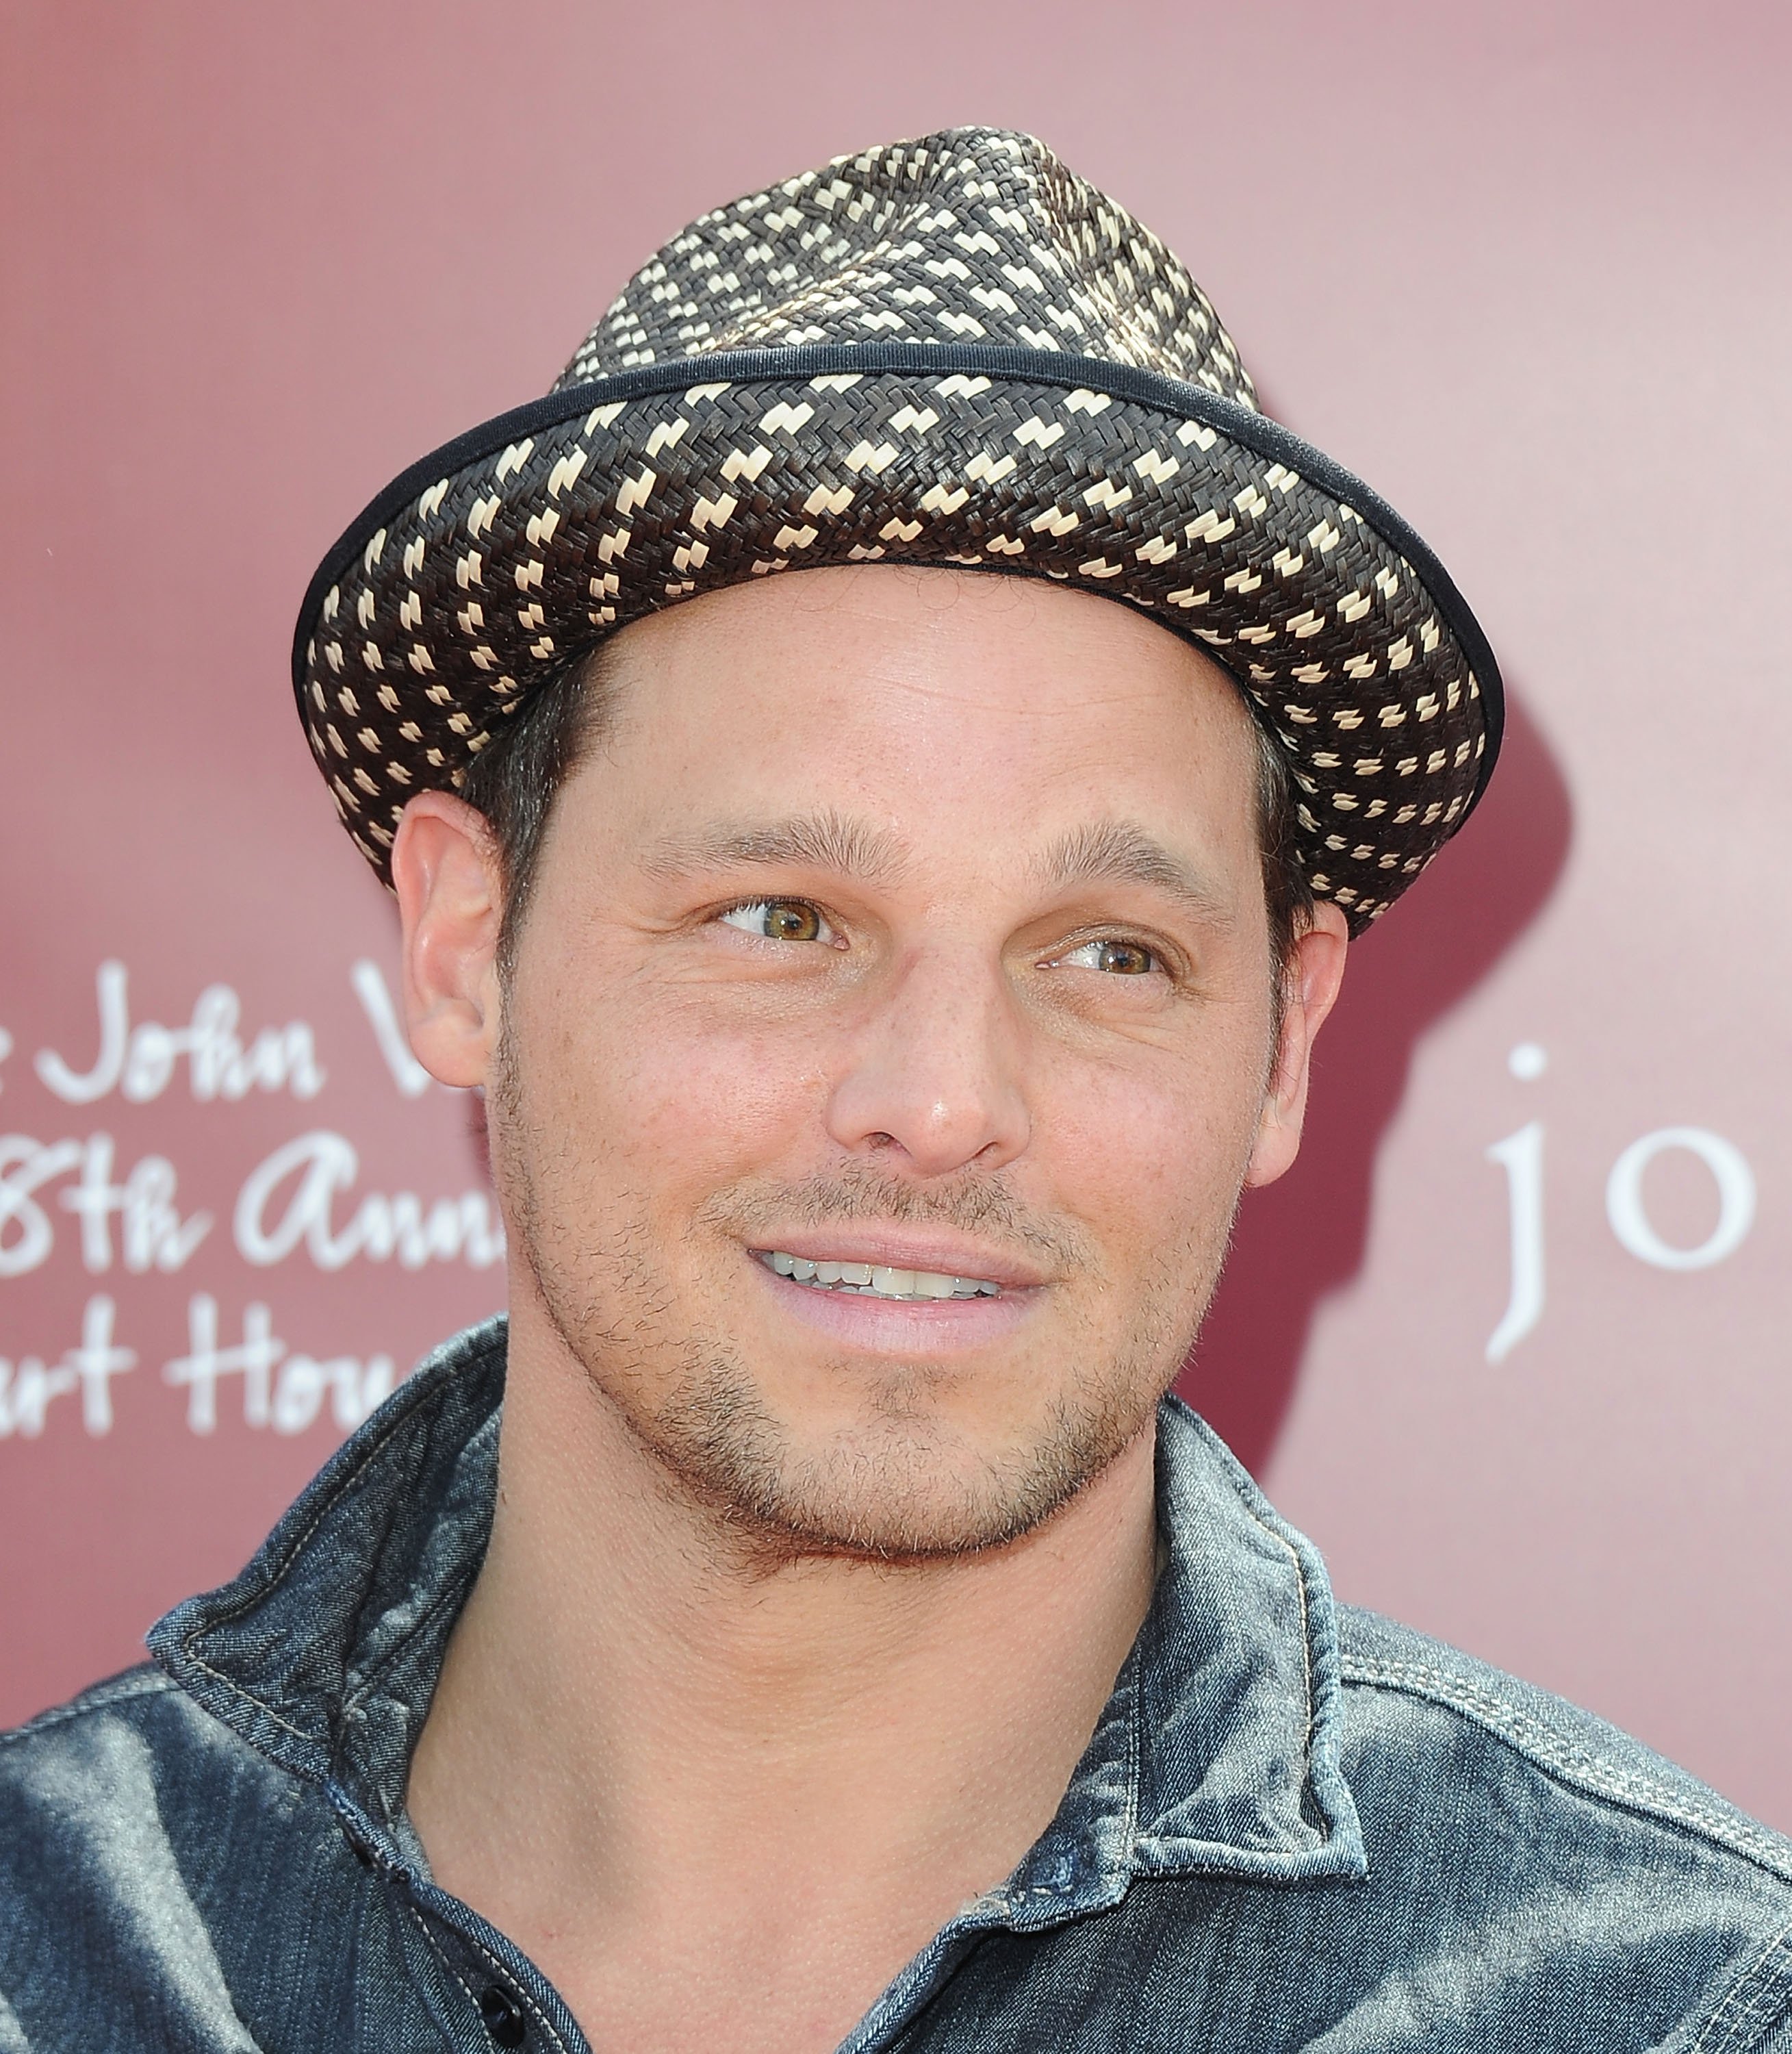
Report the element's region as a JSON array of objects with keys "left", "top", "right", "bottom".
[
  {"left": 418, "top": 1904, "right": 579, "bottom": 2054},
  {"left": 409, "top": 1905, "right": 504, "bottom": 2051},
  {"left": 1343, "top": 1654, "right": 1792, "bottom": 1885},
  {"left": 1693, "top": 1920, "right": 1792, "bottom": 2053},
  {"left": 1268, "top": 1510, "right": 1318, "bottom": 1779},
  {"left": 1121, "top": 1636, "right": 1143, "bottom": 1868},
  {"left": 171, "top": 1644, "right": 322, "bottom": 1751}
]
